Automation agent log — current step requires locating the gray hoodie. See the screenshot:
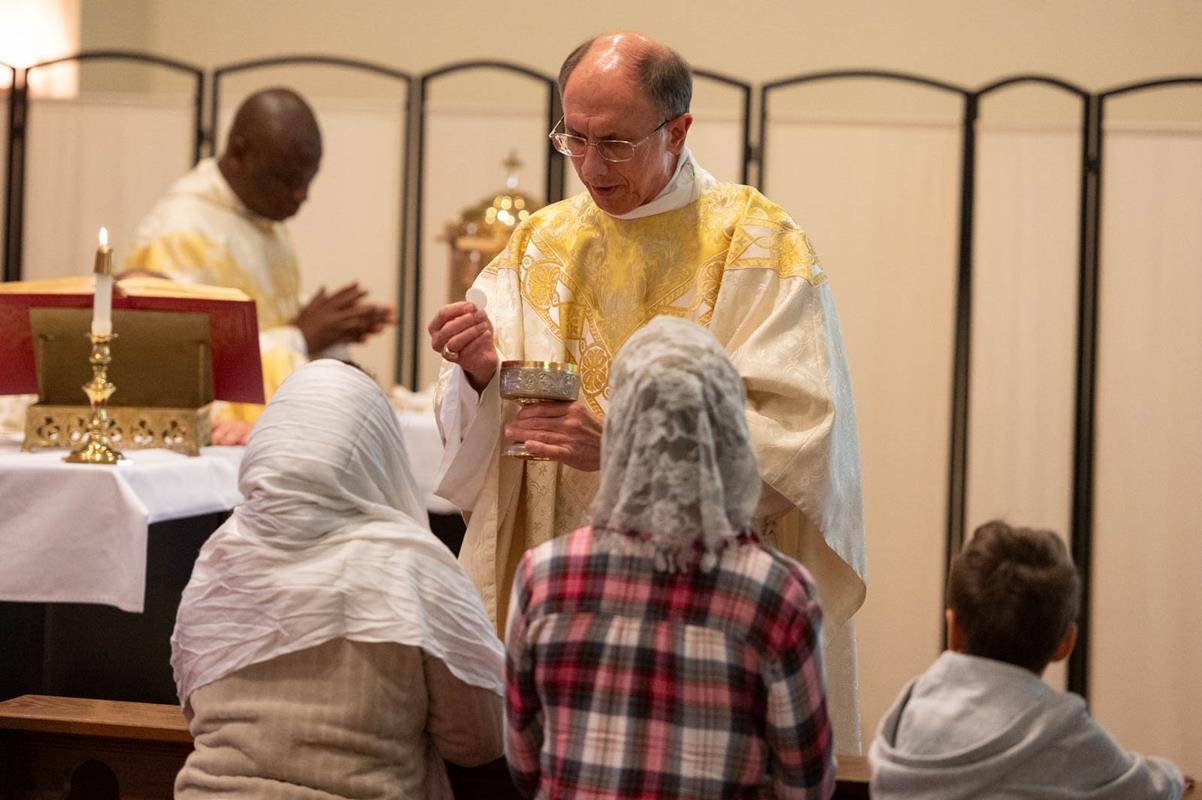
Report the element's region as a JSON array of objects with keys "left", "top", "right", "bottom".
[{"left": 869, "top": 651, "right": 1183, "bottom": 800}]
